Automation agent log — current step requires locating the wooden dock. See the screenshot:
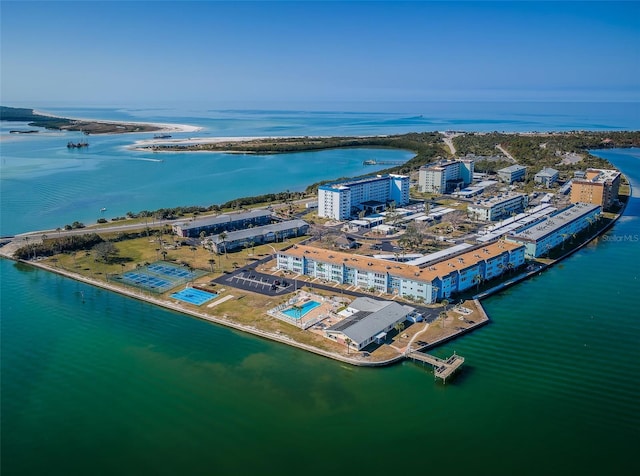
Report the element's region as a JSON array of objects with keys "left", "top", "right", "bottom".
[{"left": 407, "top": 351, "right": 465, "bottom": 383}]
